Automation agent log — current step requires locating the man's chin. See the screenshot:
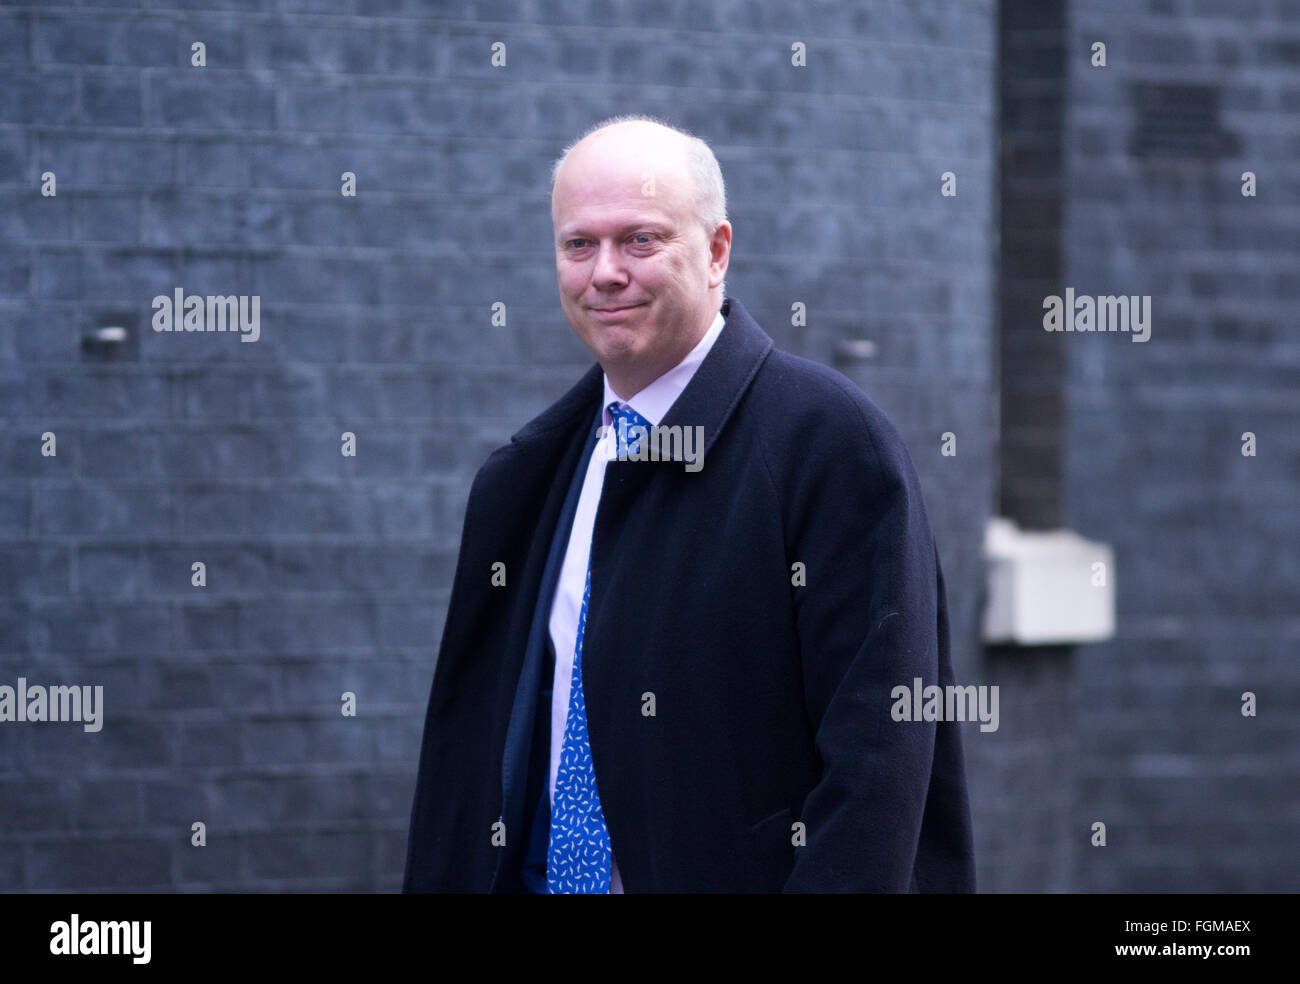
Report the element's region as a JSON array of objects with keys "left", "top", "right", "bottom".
[{"left": 586, "top": 318, "right": 647, "bottom": 351}]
